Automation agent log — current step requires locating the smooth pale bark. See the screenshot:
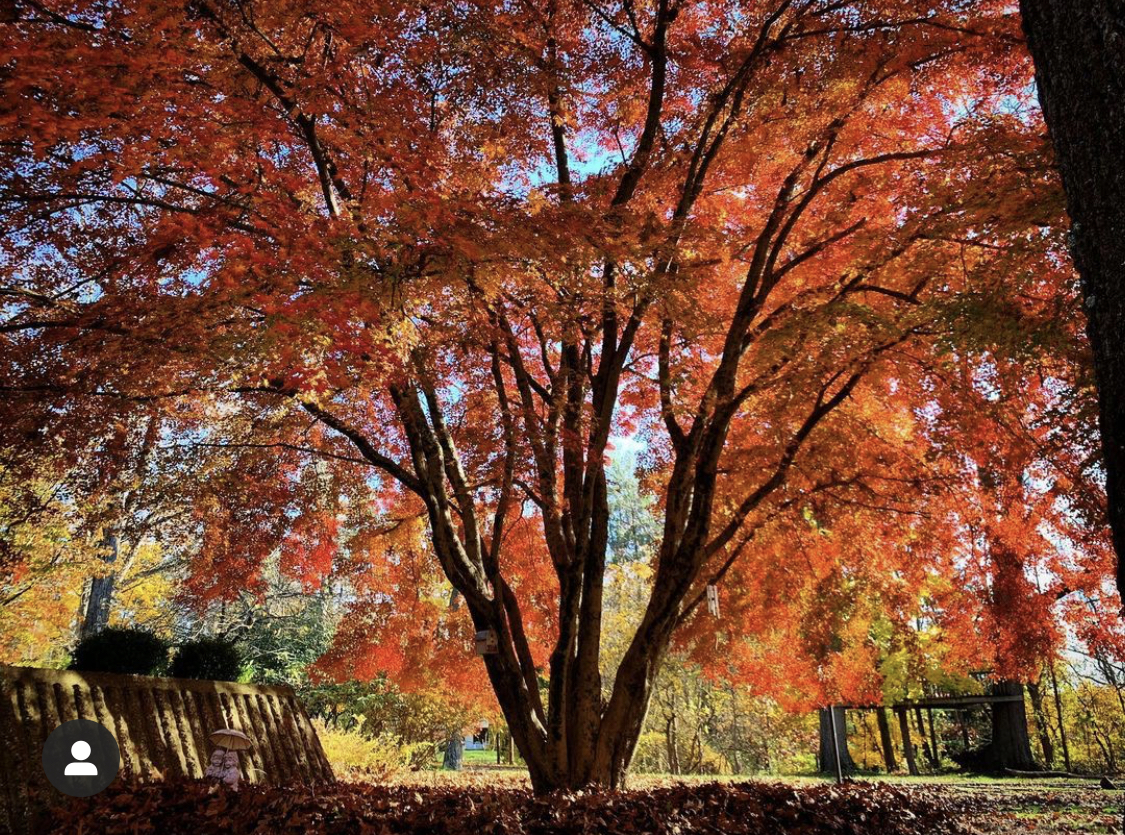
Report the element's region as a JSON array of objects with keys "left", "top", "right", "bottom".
[{"left": 1020, "top": 0, "right": 1125, "bottom": 599}]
